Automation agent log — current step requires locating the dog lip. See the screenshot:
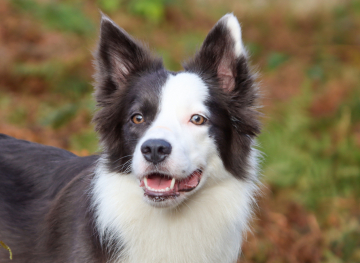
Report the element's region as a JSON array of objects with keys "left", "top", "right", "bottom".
[
  {"left": 144, "top": 193, "right": 178, "bottom": 203},
  {"left": 144, "top": 189, "right": 179, "bottom": 197}
]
